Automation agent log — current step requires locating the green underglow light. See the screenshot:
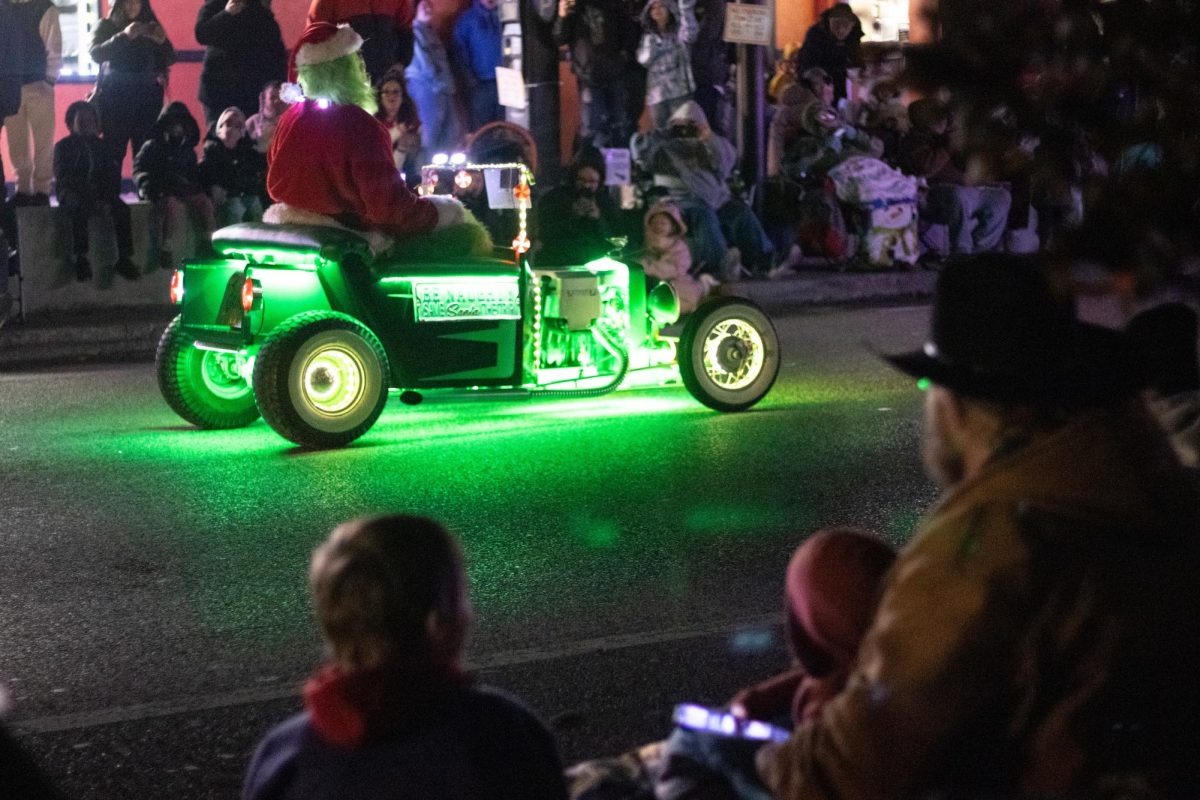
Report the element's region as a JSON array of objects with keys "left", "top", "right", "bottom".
[
  {"left": 218, "top": 248, "right": 319, "bottom": 268},
  {"left": 917, "top": 377, "right": 932, "bottom": 391}
]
